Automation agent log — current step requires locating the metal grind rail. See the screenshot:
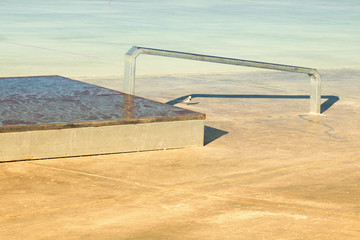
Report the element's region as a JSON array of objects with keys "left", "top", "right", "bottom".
[{"left": 124, "top": 46, "right": 322, "bottom": 114}]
